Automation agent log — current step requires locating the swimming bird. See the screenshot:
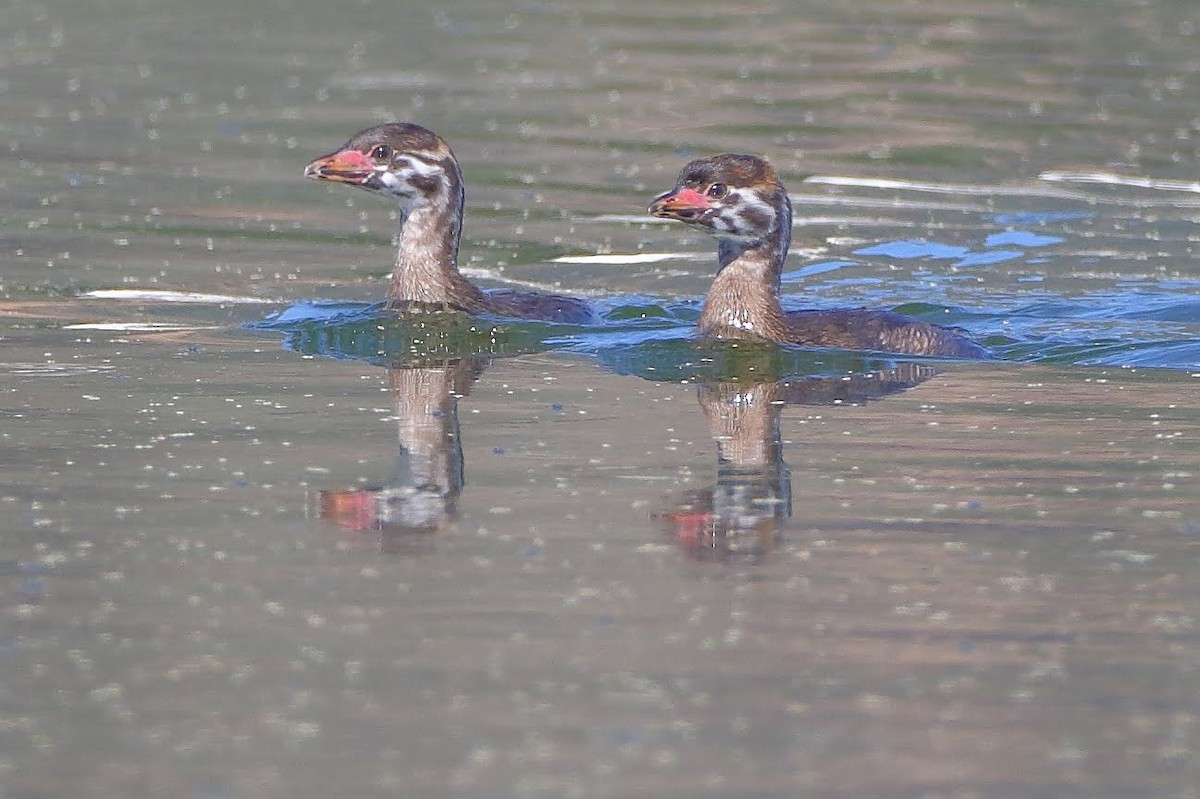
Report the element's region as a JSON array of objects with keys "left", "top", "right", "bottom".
[
  {"left": 649, "top": 154, "right": 988, "bottom": 358},
  {"left": 305, "top": 123, "right": 591, "bottom": 323}
]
